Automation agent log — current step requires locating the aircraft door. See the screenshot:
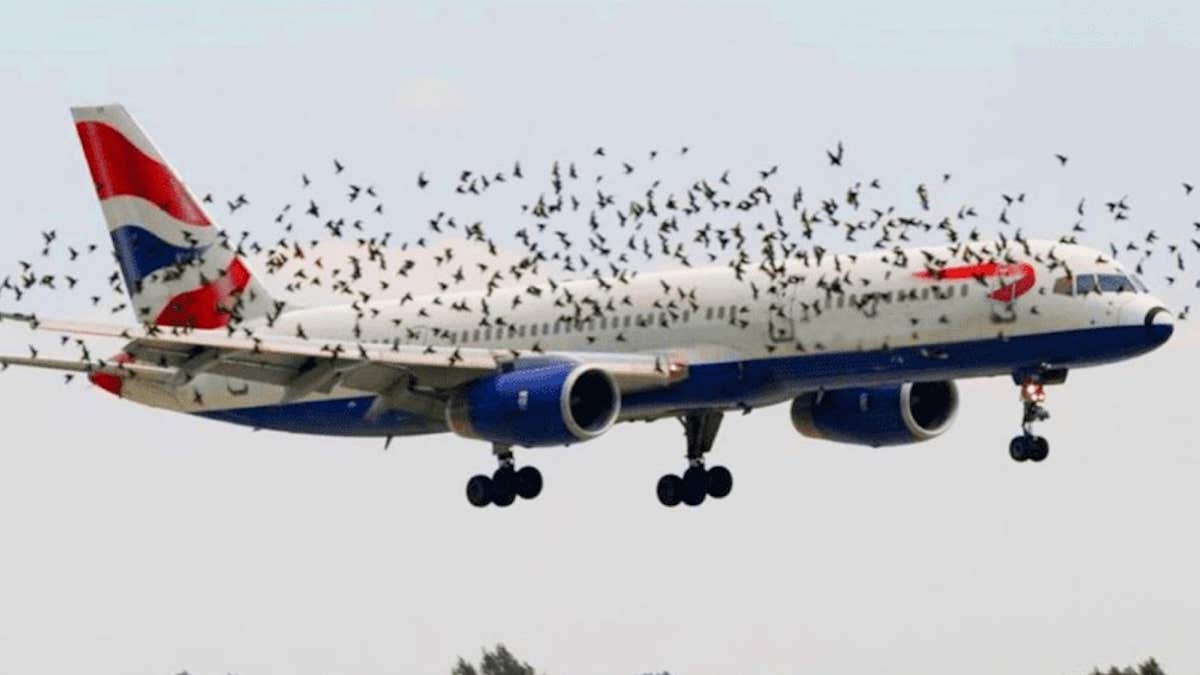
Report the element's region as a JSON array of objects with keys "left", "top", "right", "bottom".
[
  {"left": 766, "top": 284, "right": 797, "bottom": 343},
  {"left": 985, "top": 262, "right": 1037, "bottom": 325}
]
